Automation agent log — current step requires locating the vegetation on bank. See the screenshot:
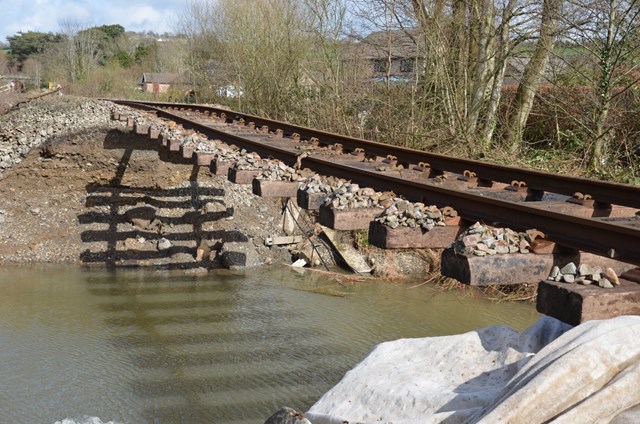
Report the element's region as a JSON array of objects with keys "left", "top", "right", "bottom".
[{"left": 1, "top": 0, "right": 639, "bottom": 184}]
